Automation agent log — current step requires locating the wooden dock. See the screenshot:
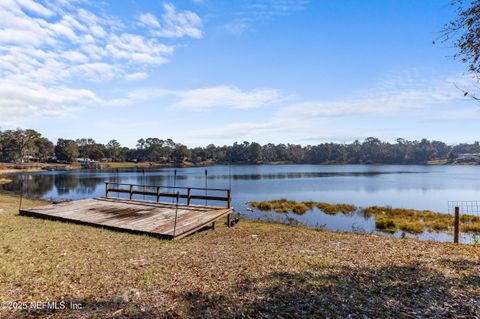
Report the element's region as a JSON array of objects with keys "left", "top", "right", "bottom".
[{"left": 20, "top": 183, "right": 233, "bottom": 240}]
